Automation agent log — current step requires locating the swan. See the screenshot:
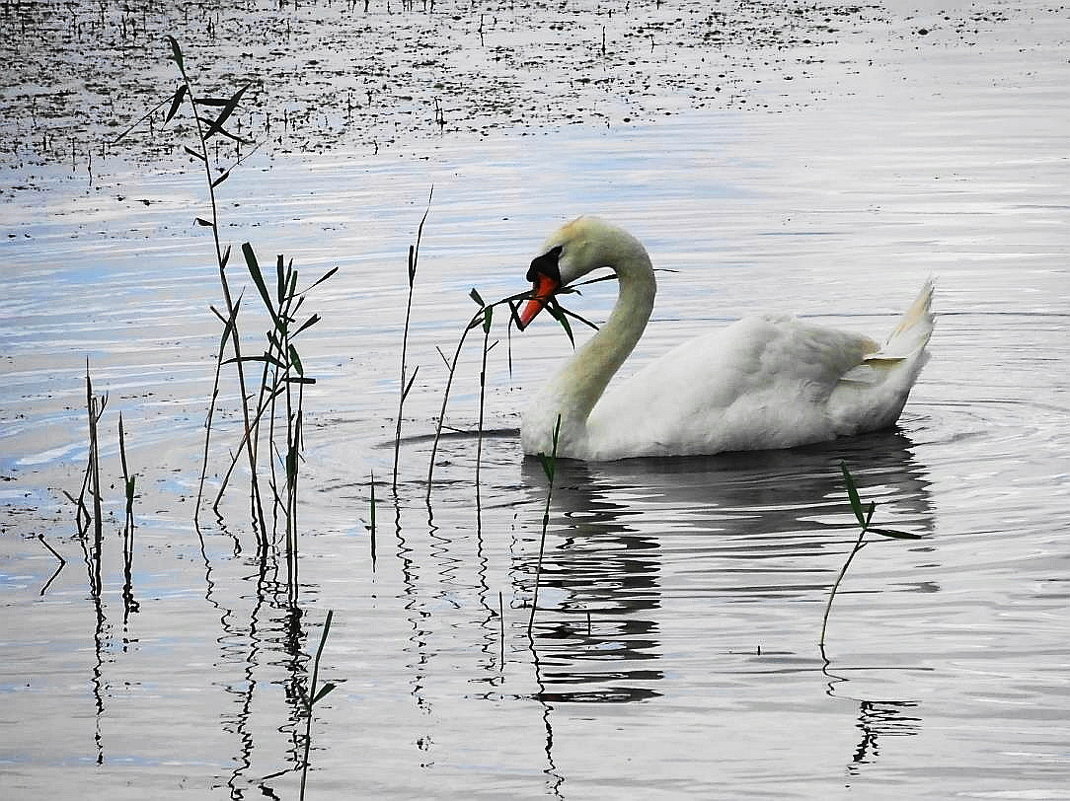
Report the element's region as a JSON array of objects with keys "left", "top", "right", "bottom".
[{"left": 516, "top": 216, "right": 934, "bottom": 461}]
